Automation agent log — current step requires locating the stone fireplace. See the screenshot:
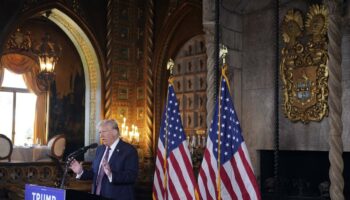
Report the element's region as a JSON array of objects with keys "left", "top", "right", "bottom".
[{"left": 260, "top": 150, "right": 350, "bottom": 199}]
